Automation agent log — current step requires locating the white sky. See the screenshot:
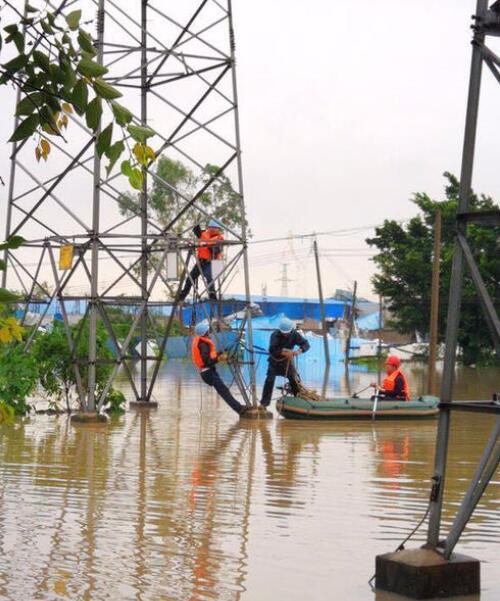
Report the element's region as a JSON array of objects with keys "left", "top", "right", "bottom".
[{"left": 1, "top": 0, "right": 499, "bottom": 301}]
